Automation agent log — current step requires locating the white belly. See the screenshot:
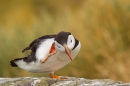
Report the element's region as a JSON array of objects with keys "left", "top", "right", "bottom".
[{"left": 16, "top": 42, "right": 81, "bottom": 73}]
